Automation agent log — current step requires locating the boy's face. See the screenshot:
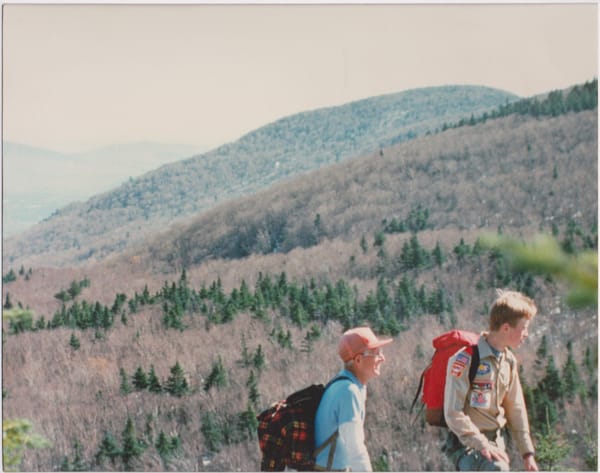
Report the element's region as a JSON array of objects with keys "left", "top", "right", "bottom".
[{"left": 505, "top": 317, "right": 530, "bottom": 349}]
